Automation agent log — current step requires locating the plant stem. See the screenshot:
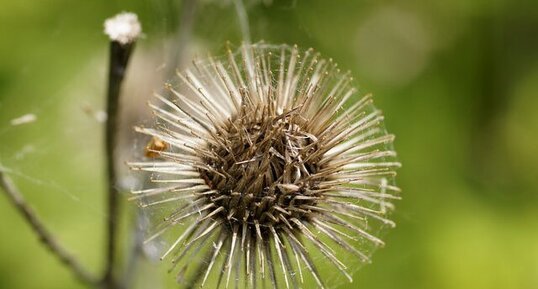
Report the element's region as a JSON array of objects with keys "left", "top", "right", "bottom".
[
  {"left": 103, "top": 40, "right": 135, "bottom": 289},
  {"left": 233, "top": 0, "right": 251, "bottom": 44},
  {"left": 0, "top": 166, "right": 98, "bottom": 286},
  {"left": 167, "top": 0, "right": 197, "bottom": 76}
]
